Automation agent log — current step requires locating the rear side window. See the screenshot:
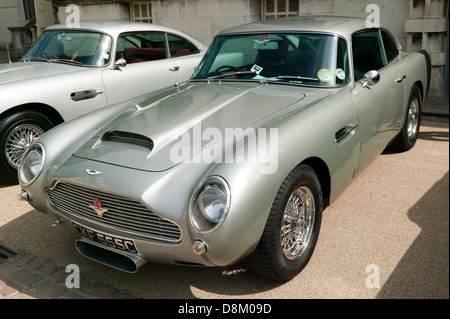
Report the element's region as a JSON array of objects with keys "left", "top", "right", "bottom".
[
  {"left": 352, "top": 31, "right": 384, "bottom": 81},
  {"left": 116, "top": 32, "right": 167, "bottom": 64},
  {"left": 381, "top": 30, "right": 399, "bottom": 63},
  {"left": 167, "top": 34, "right": 200, "bottom": 57}
]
